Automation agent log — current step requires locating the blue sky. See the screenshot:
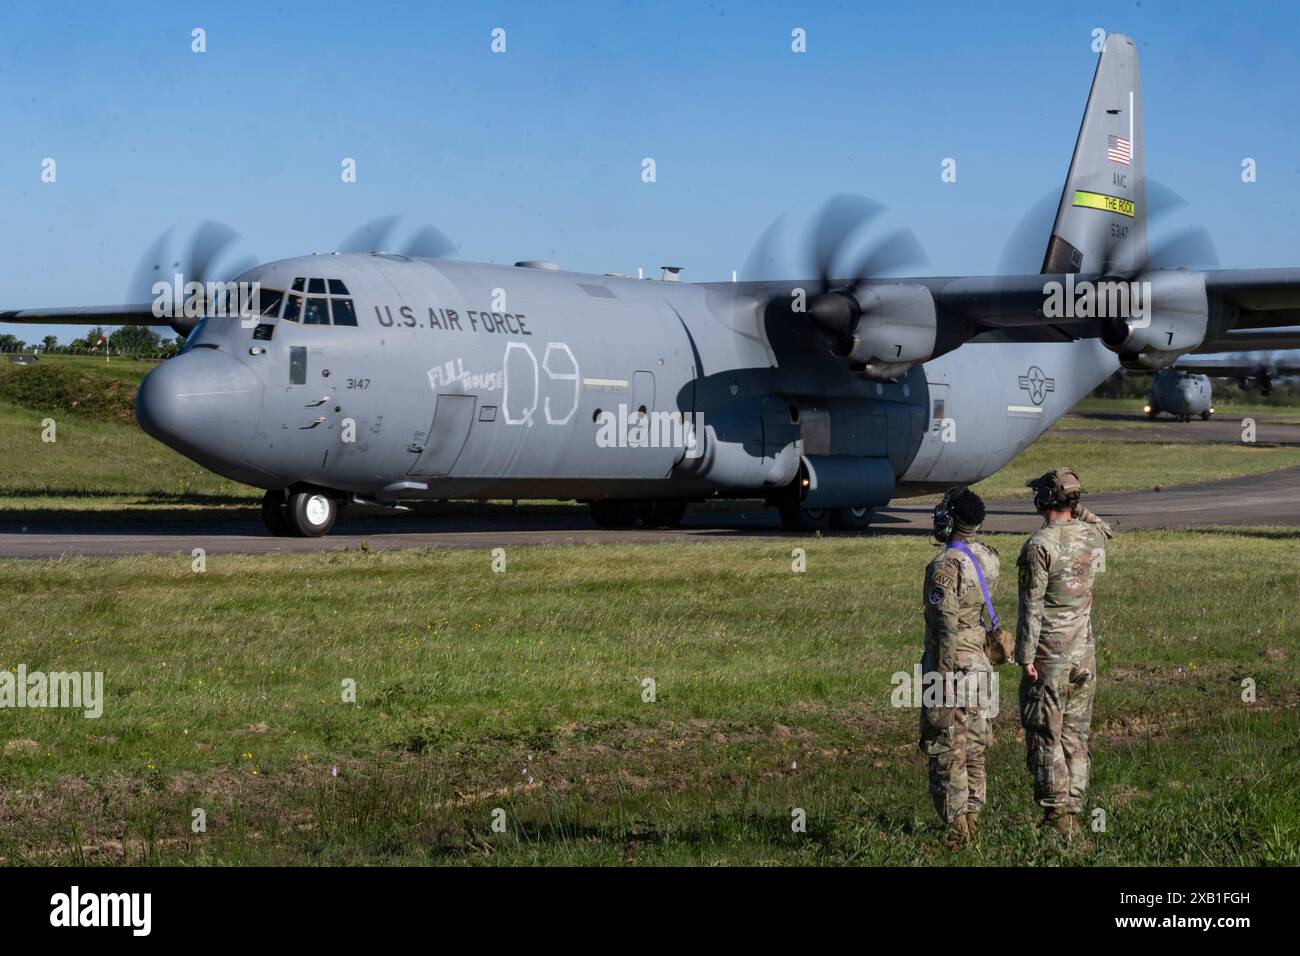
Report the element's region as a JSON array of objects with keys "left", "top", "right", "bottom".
[{"left": 1, "top": 0, "right": 1297, "bottom": 341}]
